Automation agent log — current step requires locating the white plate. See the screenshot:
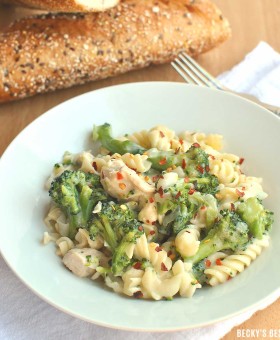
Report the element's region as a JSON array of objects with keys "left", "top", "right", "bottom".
[{"left": 0, "top": 82, "right": 279, "bottom": 331}]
